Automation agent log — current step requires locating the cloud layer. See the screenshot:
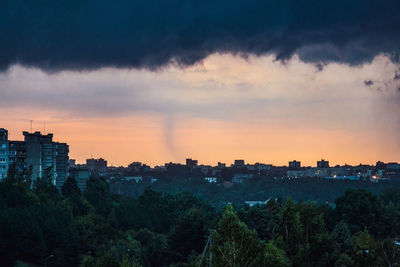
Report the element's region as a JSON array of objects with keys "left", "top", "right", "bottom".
[{"left": 1, "top": 0, "right": 400, "bottom": 71}]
